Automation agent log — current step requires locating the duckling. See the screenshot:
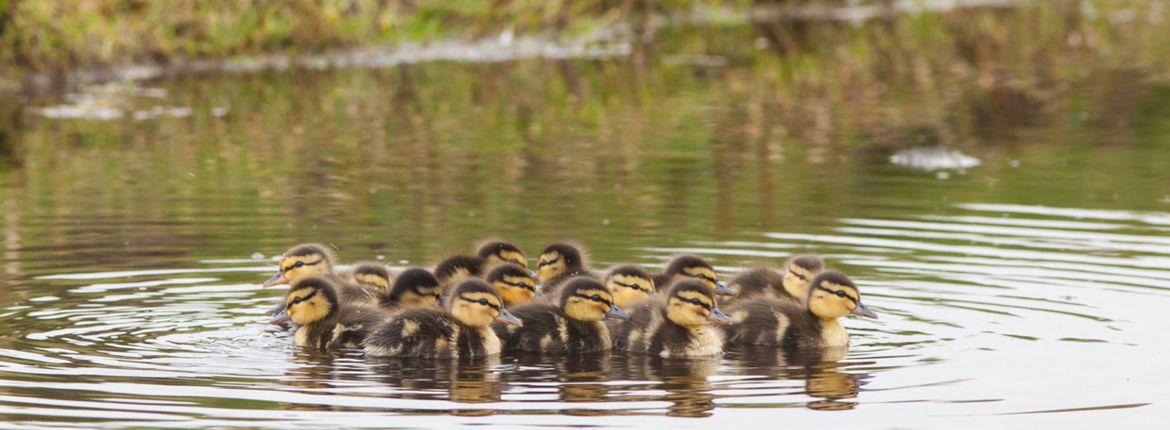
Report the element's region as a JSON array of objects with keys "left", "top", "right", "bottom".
[
  {"left": 653, "top": 255, "right": 736, "bottom": 296},
  {"left": 342, "top": 262, "right": 394, "bottom": 292},
  {"left": 363, "top": 278, "right": 522, "bottom": 359},
  {"left": 493, "top": 276, "right": 628, "bottom": 354},
  {"left": 722, "top": 271, "right": 878, "bottom": 349},
  {"left": 433, "top": 254, "right": 485, "bottom": 285},
  {"left": 604, "top": 265, "right": 656, "bottom": 310},
  {"left": 724, "top": 255, "right": 823, "bottom": 304},
  {"left": 484, "top": 263, "right": 539, "bottom": 308},
  {"left": 379, "top": 268, "right": 443, "bottom": 310},
  {"left": 263, "top": 244, "right": 380, "bottom": 317},
  {"left": 613, "top": 280, "right": 731, "bottom": 358},
  {"left": 535, "top": 242, "right": 592, "bottom": 295},
  {"left": 279, "top": 276, "right": 390, "bottom": 349},
  {"left": 476, "top": 240, "right": 528, "bottom": 269}
]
